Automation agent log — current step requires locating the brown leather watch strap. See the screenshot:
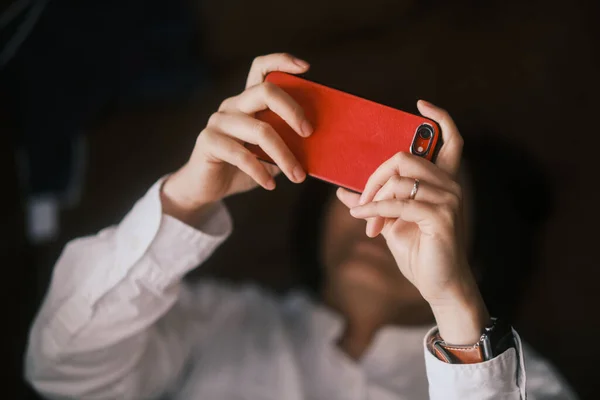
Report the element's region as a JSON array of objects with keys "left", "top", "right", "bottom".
[{"left": 427, "top": 331, "right": 485, "bottom": 364}]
